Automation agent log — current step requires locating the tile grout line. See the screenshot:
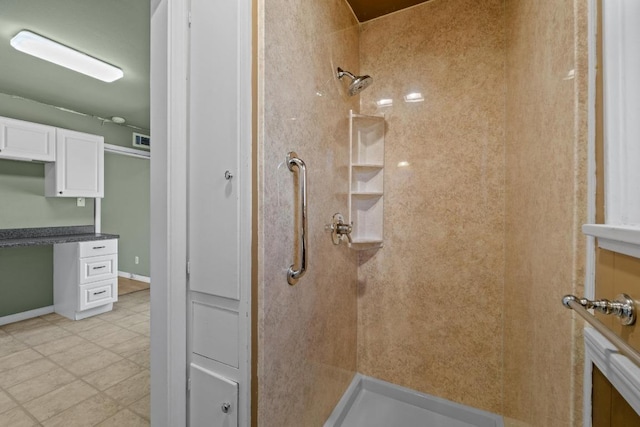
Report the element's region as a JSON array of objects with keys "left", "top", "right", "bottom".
[{"left": 0, "top": 290, "right": 150, "bottom": 425}]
